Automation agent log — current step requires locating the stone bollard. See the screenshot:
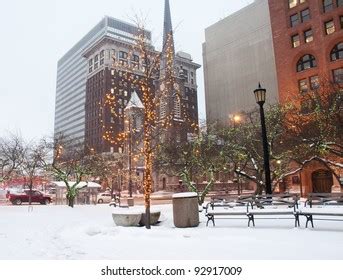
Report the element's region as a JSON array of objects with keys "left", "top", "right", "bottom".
[{"left": 172, "top": 192, "right": 199, "bottom": 228}]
